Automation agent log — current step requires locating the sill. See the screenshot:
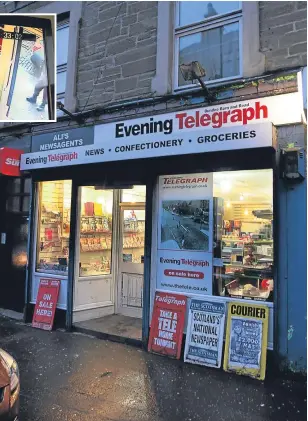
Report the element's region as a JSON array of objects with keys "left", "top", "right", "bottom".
[{"left": 173, "top": 75, "right": 243, "bottom": 95}]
